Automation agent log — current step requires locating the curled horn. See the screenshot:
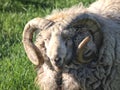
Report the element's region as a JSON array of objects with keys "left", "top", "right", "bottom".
[
  {"left": 71, "top": 13, "right": 103, "bottom": 63},
  {"left": 77, "top": 36, "right": 91, "bottom": 63},
  {"left": 22, "top": 18, "right": 54, "bottom": 65}
]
